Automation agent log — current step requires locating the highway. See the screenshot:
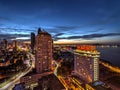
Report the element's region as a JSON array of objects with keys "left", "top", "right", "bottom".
[
  {"left": 0, "top": 52, "right": 35, "bottom": 90},
  {"left": 99, "top": 60, "right": 120, "bottom": 73}
]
